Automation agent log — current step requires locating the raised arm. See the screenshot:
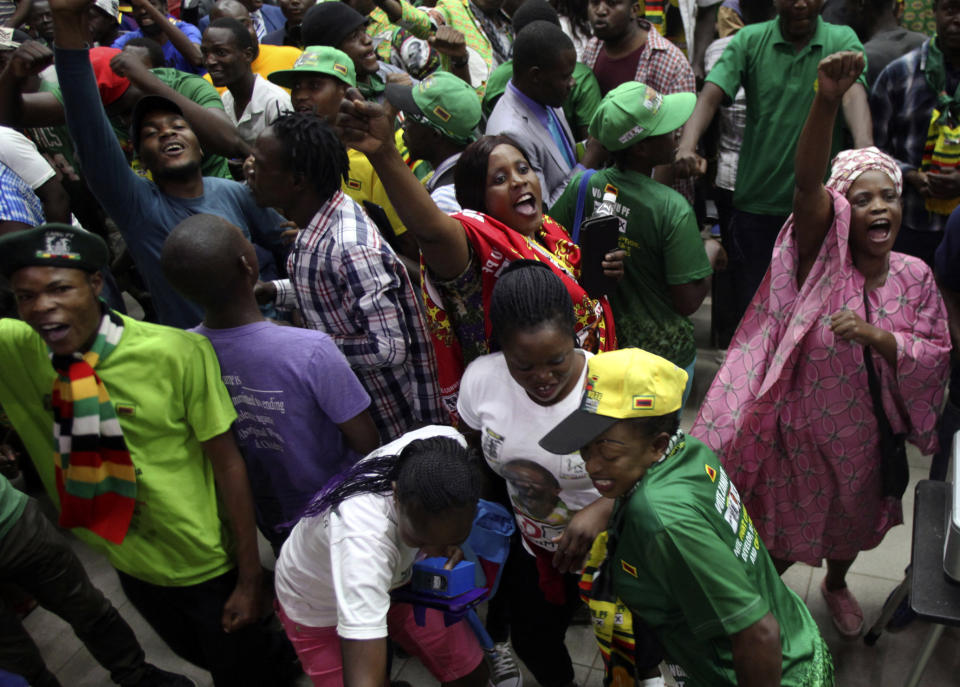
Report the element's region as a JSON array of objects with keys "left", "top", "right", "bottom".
[
  {"left": 109, "top": 49, "right": 251, "bottom": 159},
  {"left": 0, "top": 41, "right": 68, "bottom": 127},
  {"left": 337, "top": 90, "right": 470, "bottom": 280},
  {"left": 794, "top": 51, "right": 864, "bottom": 286},
  {"left": 129, "top": 0, "right": 203, "bottom": 67},
  {"left": 51, "top": 0, "right": 147, "bottom": 227}
]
